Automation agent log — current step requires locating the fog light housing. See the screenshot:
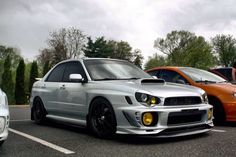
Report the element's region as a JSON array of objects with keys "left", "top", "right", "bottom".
[
  {"left": 142, "top": 112, "right": 153, "bottom": 126},
  {"left": 208, "top": 108, "right": 213, "bottom": 120}
]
